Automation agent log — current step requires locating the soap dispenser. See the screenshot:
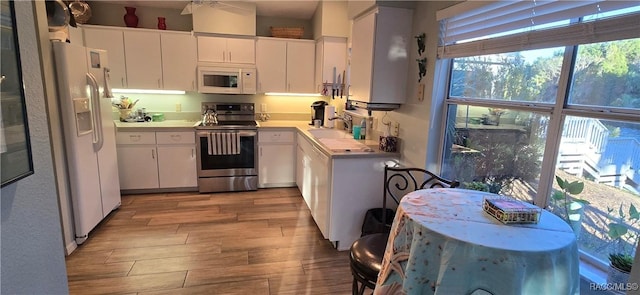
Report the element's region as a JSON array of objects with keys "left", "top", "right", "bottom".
[{"left": 360, "top": 119, "right": 367, "bottom": 140}]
